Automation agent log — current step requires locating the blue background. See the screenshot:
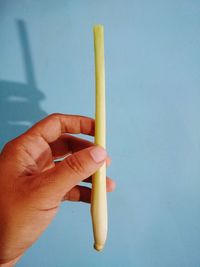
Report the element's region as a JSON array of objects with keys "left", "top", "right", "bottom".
[{"left": 1, "top": 1, "right": 200, "bottom": 266}]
